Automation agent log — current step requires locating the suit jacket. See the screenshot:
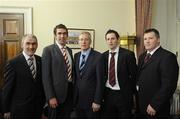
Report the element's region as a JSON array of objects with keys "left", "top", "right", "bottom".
[
  {"left": 74, "top": 49, "right": 104, "bottom": 109},
  {"left": 2, "top": 53, "right": 45, "bottom": 119},
  {"left": 42, "top": 44, "right": 74, "bottom": 103},
  {"left": 137, "top": 47, "right": 179, "bottom": 116},
  {"left": 103, "top": 47, "right": 137, "bottom": 109}
]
